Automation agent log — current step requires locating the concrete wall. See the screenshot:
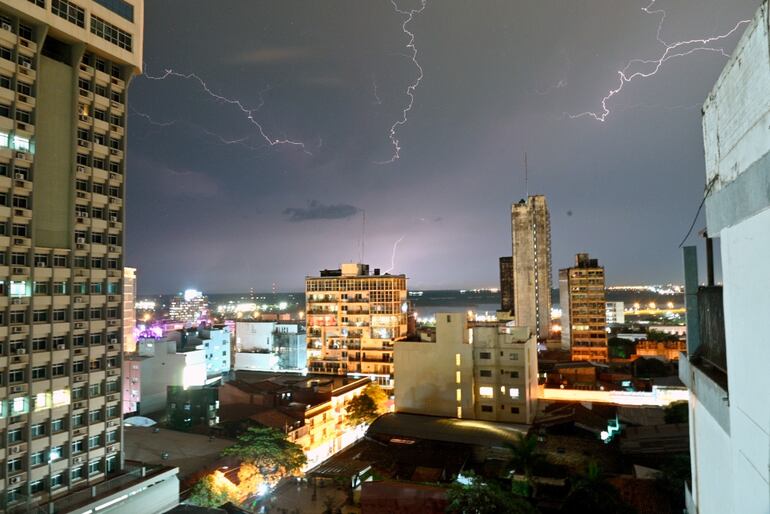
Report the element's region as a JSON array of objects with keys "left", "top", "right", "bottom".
[
  {"left": 689, "top": 393, "right": 732, "bottom": 514},
  {"left": 234, "top": 351, "right": 277, "bottom": 371},
  {"left": 138, "top": 341, "right": 206, "bottom": 415},
  {"left": 394, "top": 313, "right": 473, "bottom": 418},
  {"left": 236, "top": 321, "right": 277, "bottom": 351}
]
